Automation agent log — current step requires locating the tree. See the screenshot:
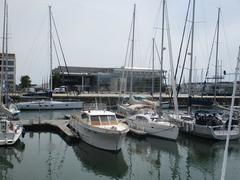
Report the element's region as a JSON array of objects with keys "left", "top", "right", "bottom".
[
  {"left": 20, "top": 75, "right": 31, "bottom": 89},
  {"left": 52, "top": 73, "right": 62, "bottom": 89}
]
